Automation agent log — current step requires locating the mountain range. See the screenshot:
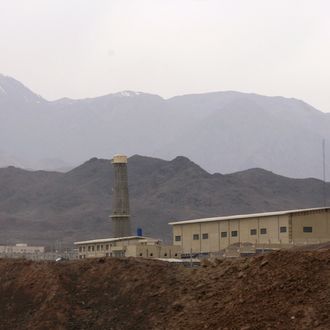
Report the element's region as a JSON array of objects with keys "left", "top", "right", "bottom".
[
  {"left": 0, "top": 155, "right": 329, "bottom": 247},
  {"left": 1, "top": 74, "right": 330, "bottom": 178}
]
